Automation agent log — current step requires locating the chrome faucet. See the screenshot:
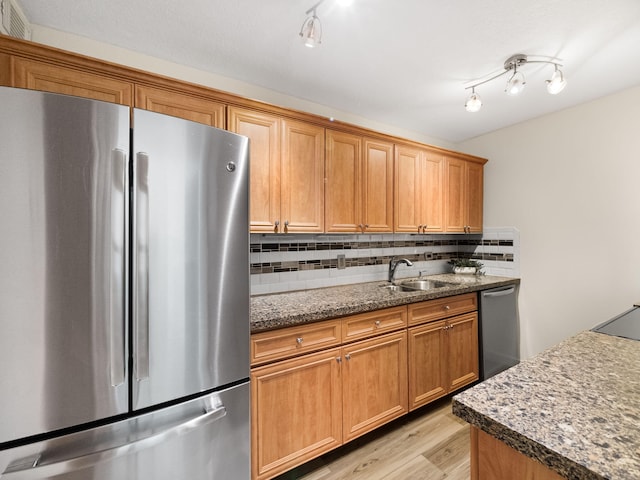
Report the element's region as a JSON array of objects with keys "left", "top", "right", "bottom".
[{"left": 388, "top": 257, "right": 413, "bottom": 284}]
